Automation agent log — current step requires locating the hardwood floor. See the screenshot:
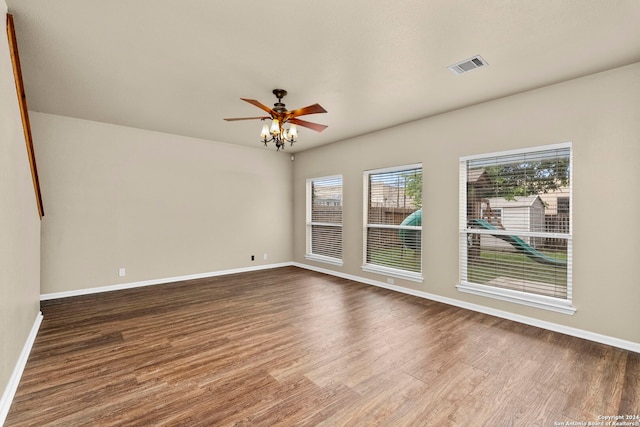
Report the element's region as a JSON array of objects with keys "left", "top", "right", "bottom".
[{"left": 6, "top": 266, "right": 639, "bottom": 426}]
